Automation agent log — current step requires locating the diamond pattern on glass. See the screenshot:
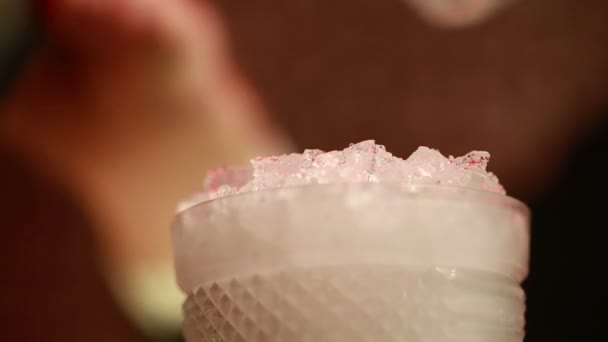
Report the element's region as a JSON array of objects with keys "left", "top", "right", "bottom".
[{"left": 182, "top": 265, "right": 524, "bottom": 342}]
